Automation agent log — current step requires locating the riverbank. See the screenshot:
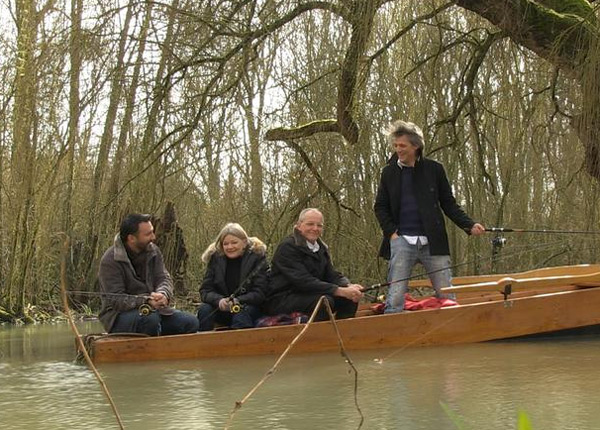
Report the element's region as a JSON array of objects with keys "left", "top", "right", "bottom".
[
  {"left": 0, "top": 304, "right": 77, "bottom": 326},
  {"left": 0, "top": 307, "right": 96, "bottom": 326},
  {"left": 0, "top": 296, "right": 199, "bottom": 326}
]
